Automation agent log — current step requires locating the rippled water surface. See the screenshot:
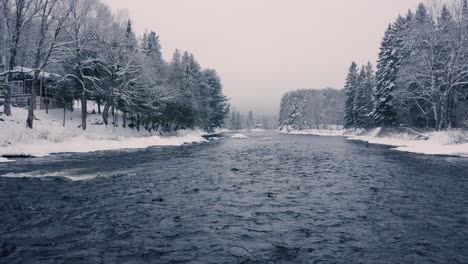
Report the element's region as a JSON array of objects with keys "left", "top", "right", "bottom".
[{"left": 0, "top": 132, "right": 467, "bottom": 263}]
